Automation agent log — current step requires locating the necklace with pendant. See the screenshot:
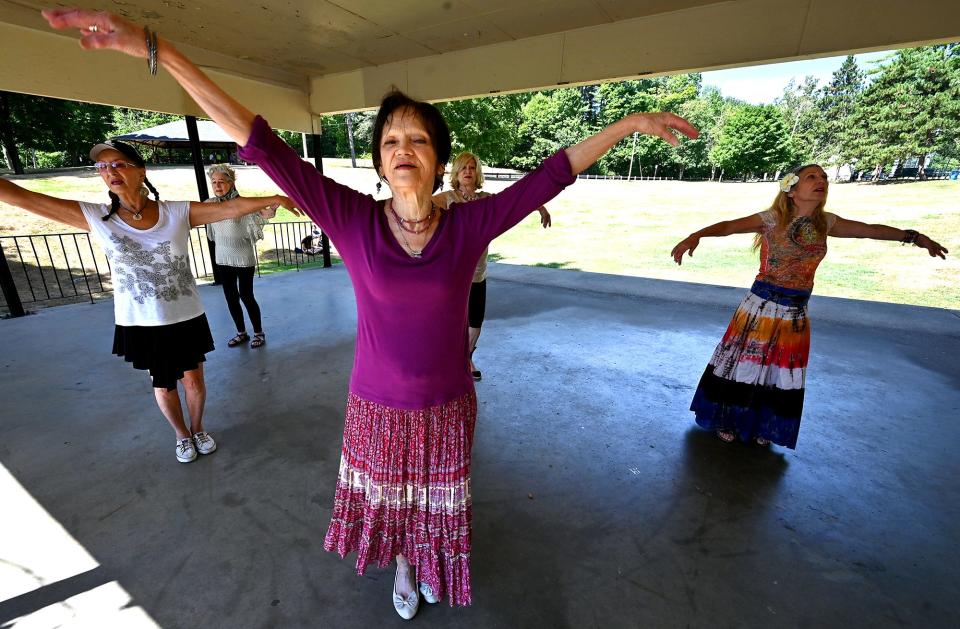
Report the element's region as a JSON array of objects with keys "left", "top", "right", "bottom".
[
  {"left": 120, "top": 201, "right": 145, "bottom": 221},
  {"left": 458, "top": 189, "right": 480, "bottom": 202}
]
